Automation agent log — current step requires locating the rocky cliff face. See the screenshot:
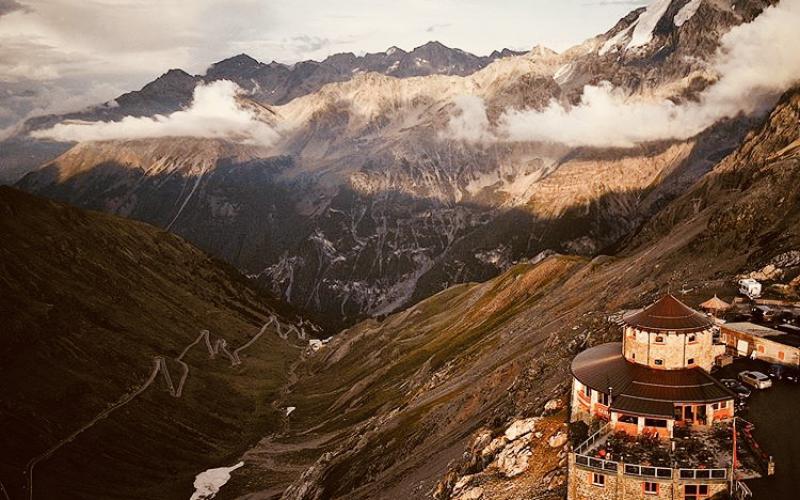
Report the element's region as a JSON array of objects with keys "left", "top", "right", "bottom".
[{"left": 13, "top": 0, "right": 782, "bottom": 327}]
